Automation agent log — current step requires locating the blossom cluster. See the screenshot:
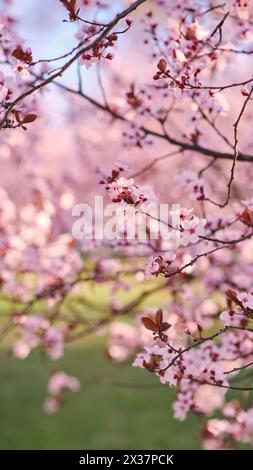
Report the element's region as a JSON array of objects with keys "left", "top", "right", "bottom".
[{"left": 1, "top": 0, "right": 253, "bottom": 451}]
